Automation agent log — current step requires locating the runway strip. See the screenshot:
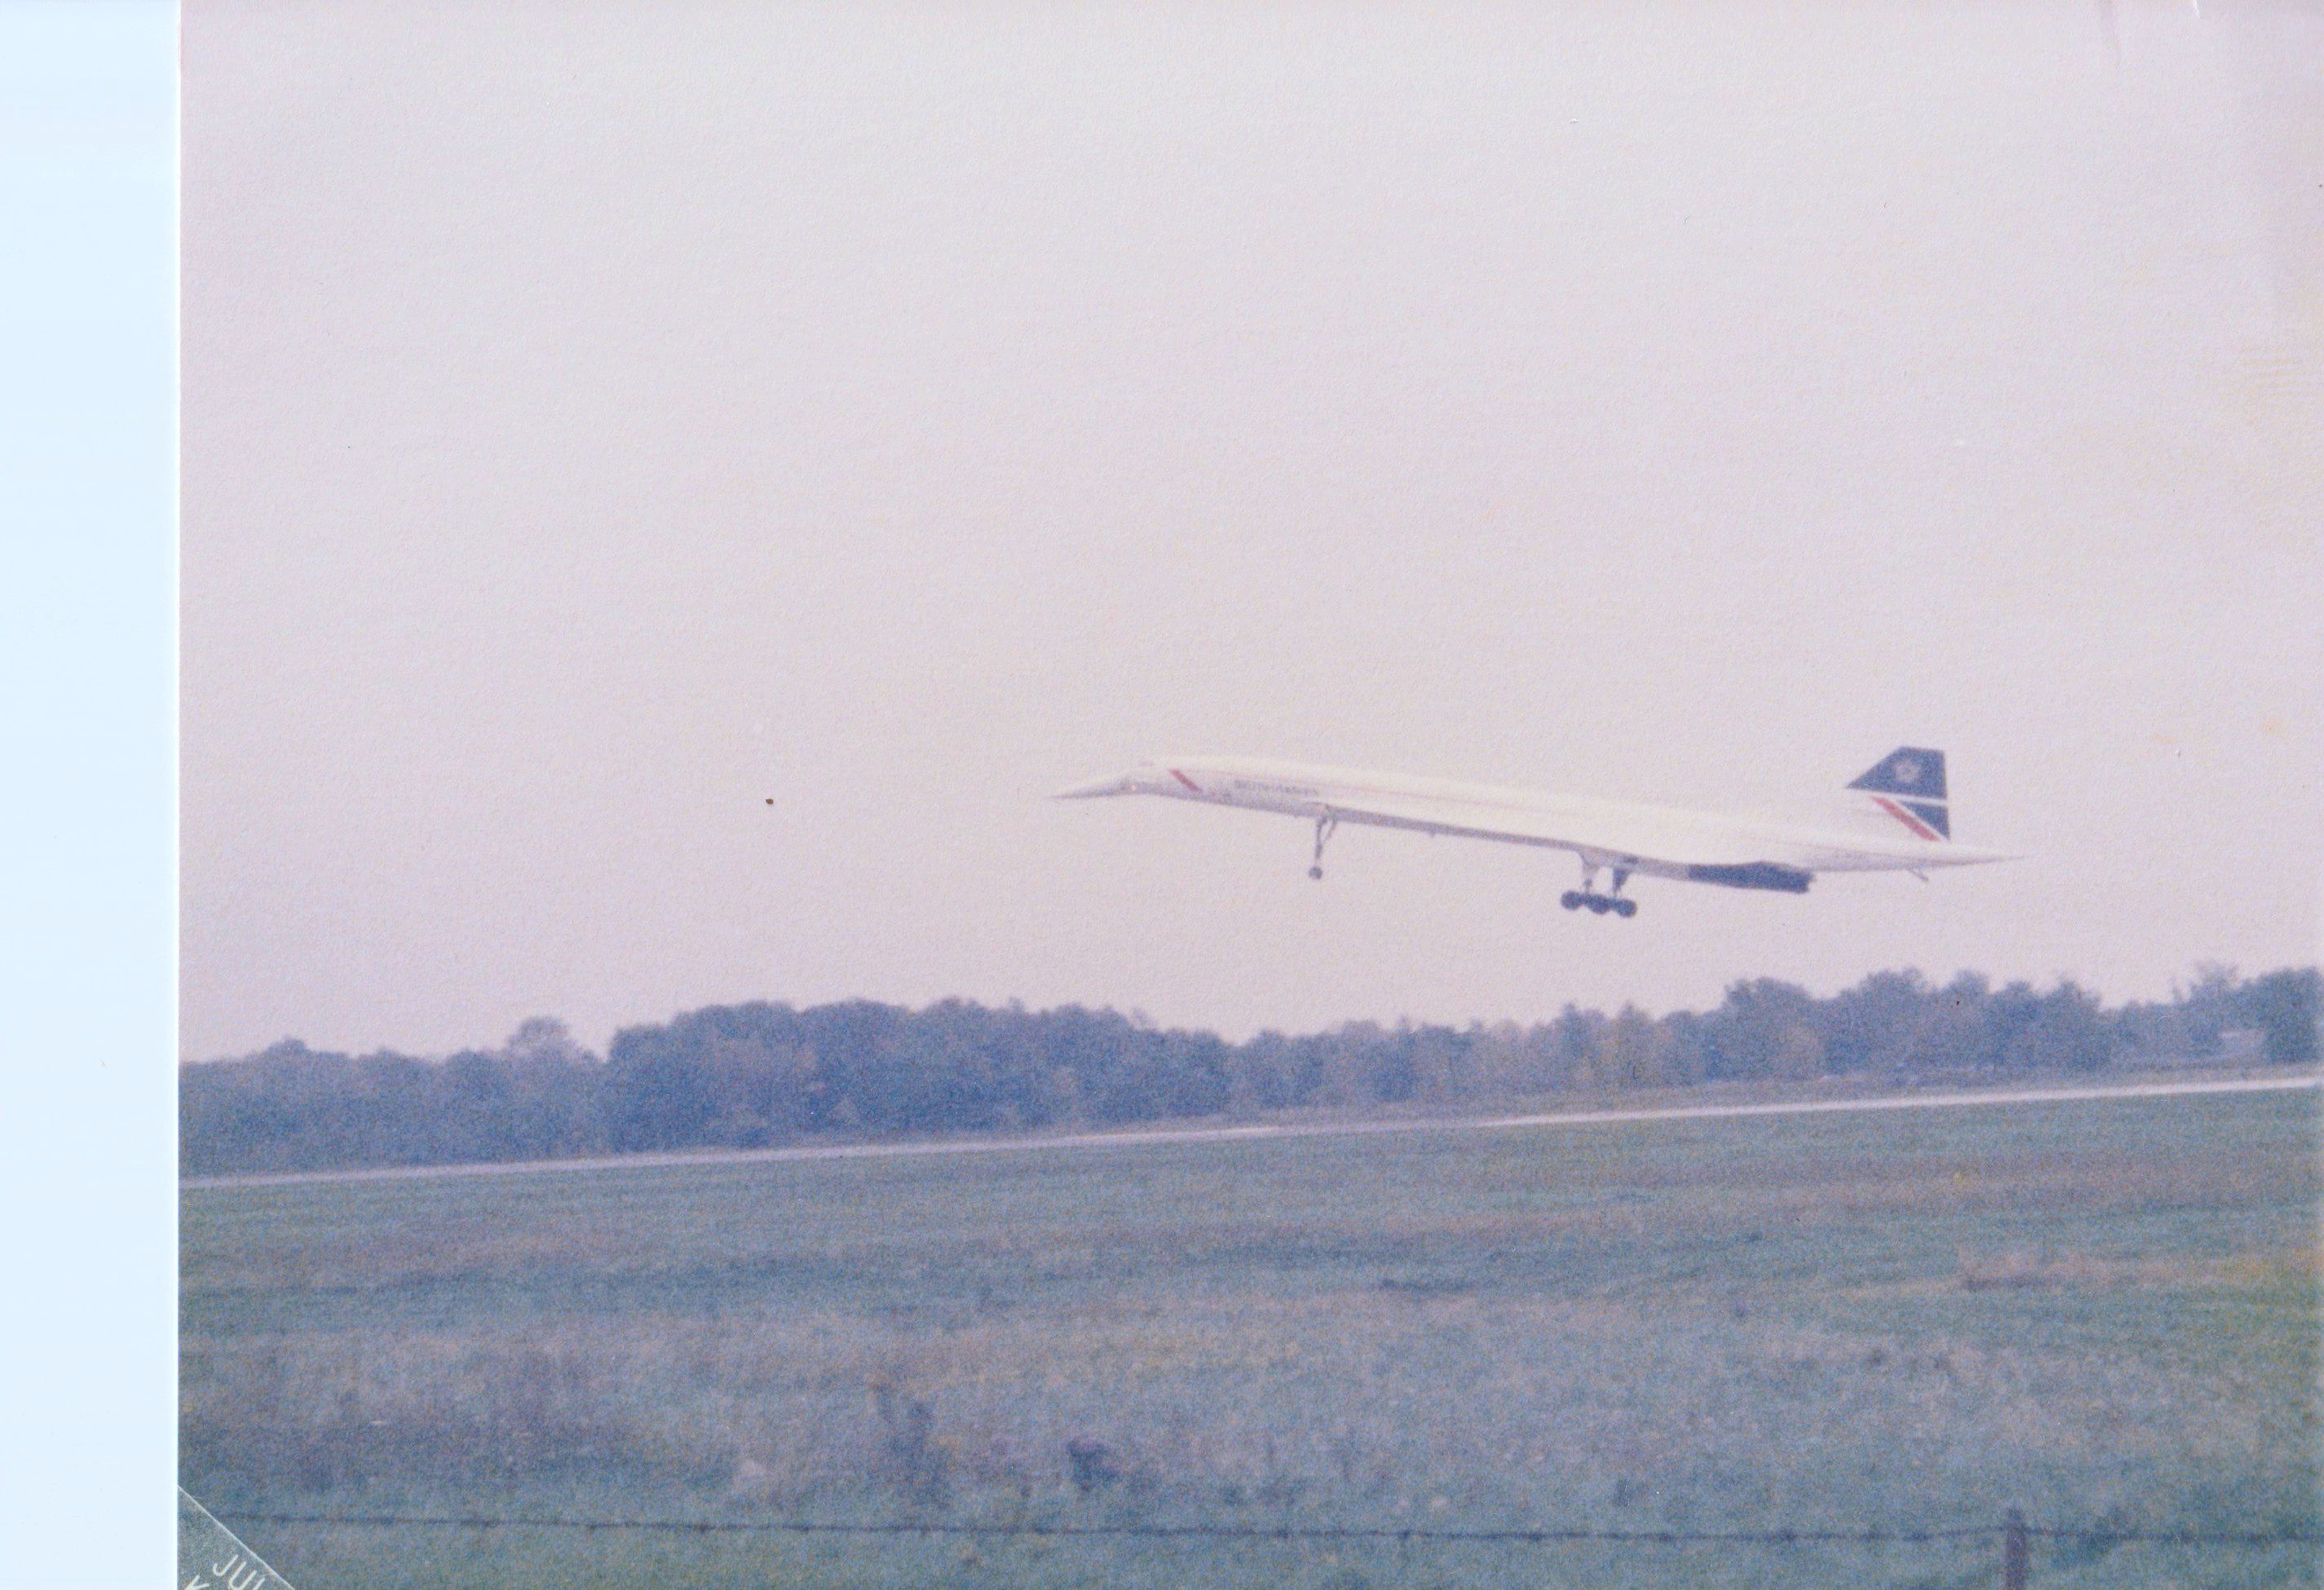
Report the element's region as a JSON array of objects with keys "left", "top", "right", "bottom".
[{"left": 182, "top": 1072, "right": 2320, "bottom": 1193}]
